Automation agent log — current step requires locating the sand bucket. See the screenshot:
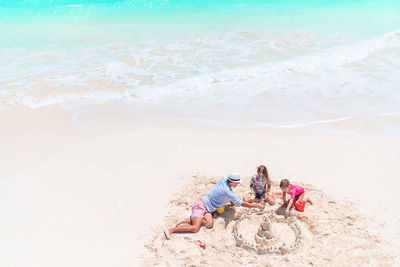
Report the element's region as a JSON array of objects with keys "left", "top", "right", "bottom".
[
  {"left": 295, "top": 201, "right": 305, "bottom": 211},
  {"left": 216, "top": 206, "right": 225, "bottom": 214}
]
